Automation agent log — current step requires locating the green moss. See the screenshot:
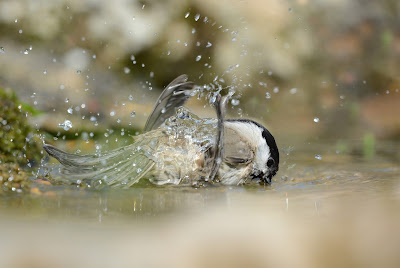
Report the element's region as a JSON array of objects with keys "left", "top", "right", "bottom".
[
  {"left": 0, "top": 87, "right": 43, "bottom": 193},
  {"left": 0, "top": 162, "right": 31, "bottom": 193}
]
